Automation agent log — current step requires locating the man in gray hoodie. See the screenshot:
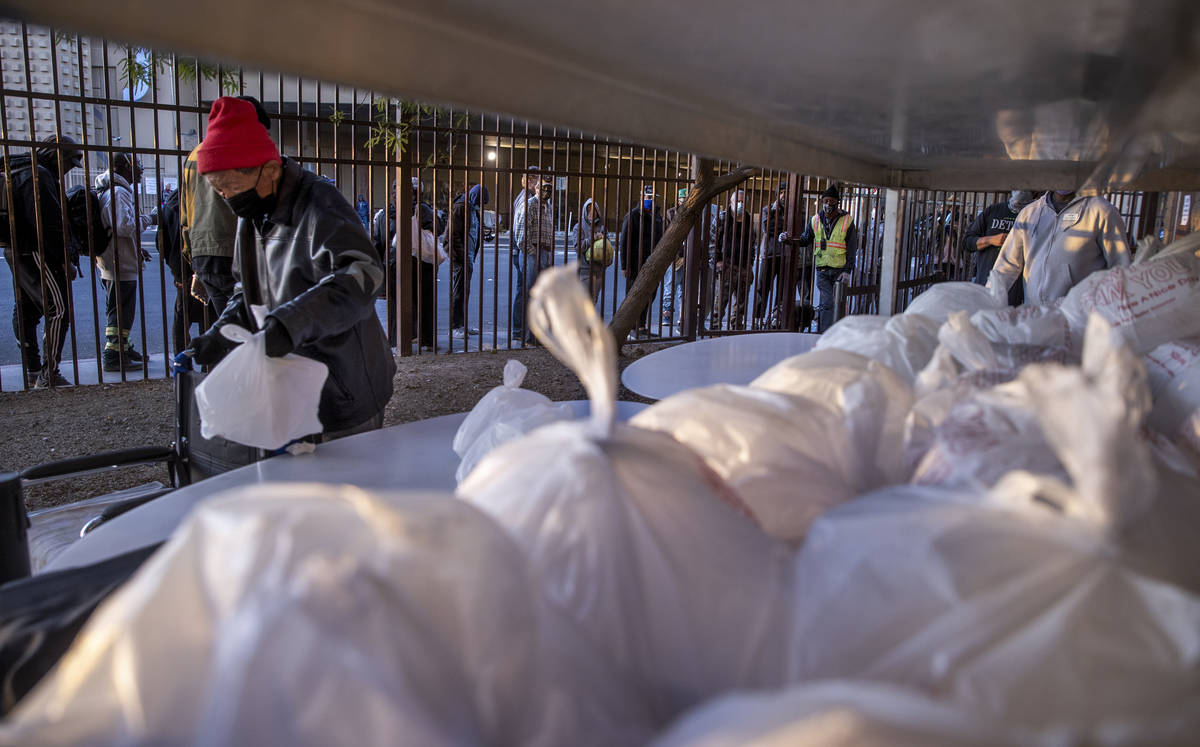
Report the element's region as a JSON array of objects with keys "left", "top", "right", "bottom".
[
  {"left": 987, "top": 189, "right": 1130, "bottom": 304},
  {"left": 95, "top": 153, "right": 151, "bottom": 372}
]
